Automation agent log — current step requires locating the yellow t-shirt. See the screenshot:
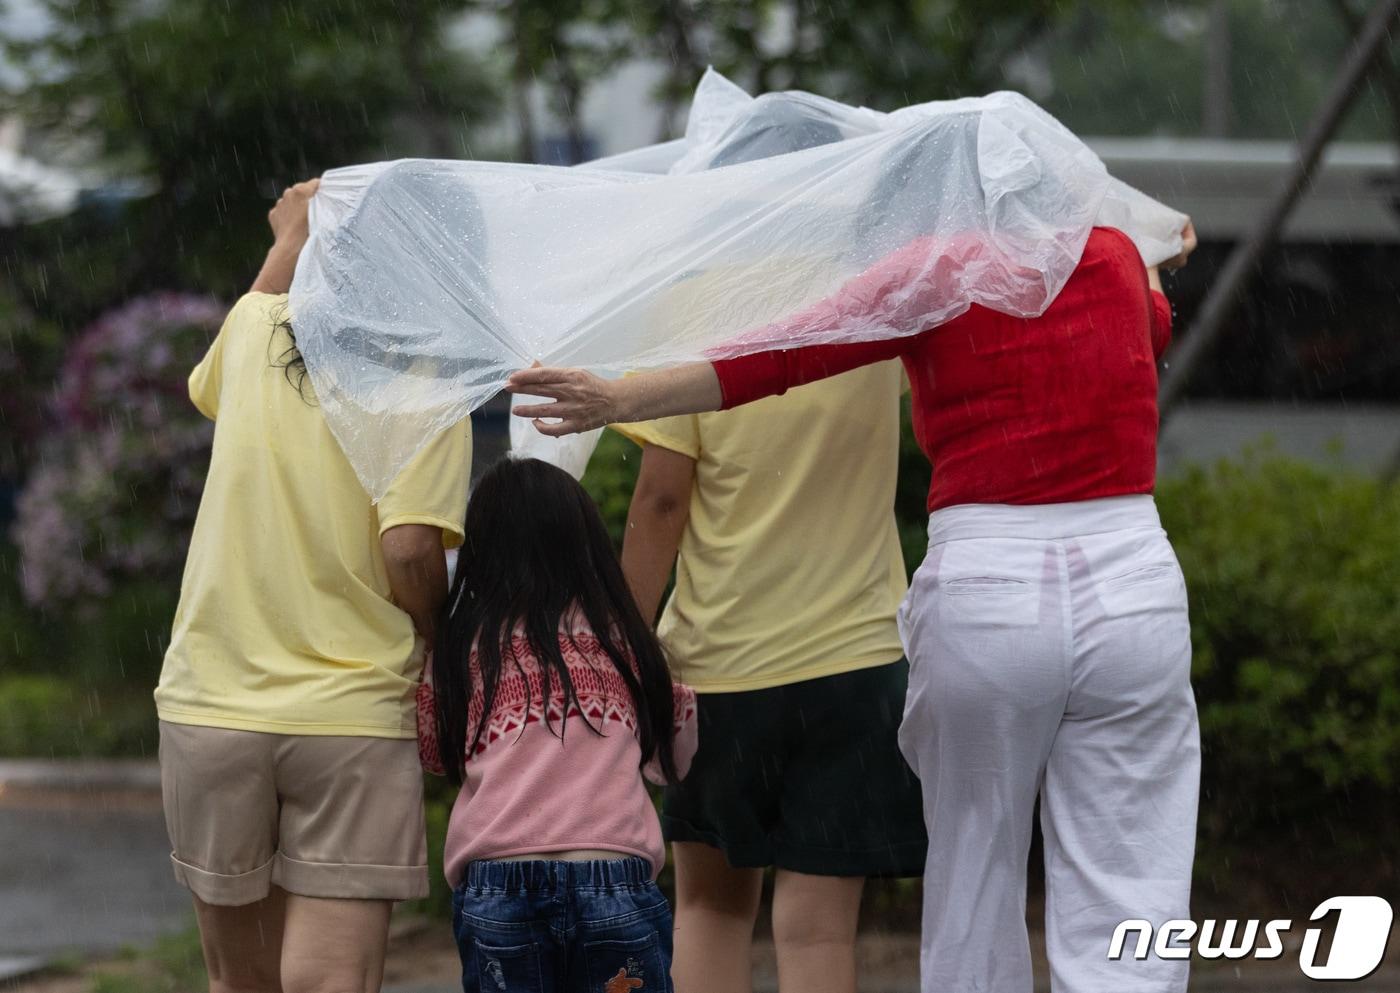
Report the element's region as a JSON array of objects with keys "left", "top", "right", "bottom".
[
  {"left": 616, "top": 361, "right": 906, "bottom": 693},
  {"left": 154, "top": 292, "right": 472, "bottom": 738}
]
